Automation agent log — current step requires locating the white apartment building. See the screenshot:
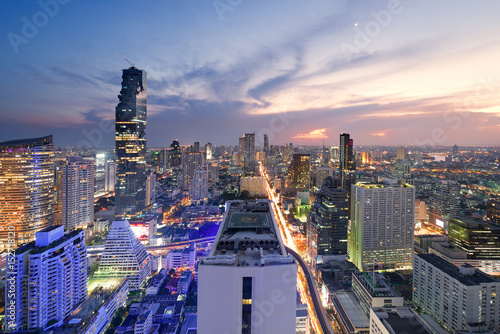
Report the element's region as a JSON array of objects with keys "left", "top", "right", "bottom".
[
  {"left": 198, "top": 200, "right": 297, "bottom": 334},
  {"left": 348, "top": 181, "right": 415, "bottom": 272},
  {"left": 97, "top": 220, "right": 151, "bottom": 290},
  {"left": 240, "top": 176, "right": 266, "bottom": 196},
  {"left": 164, "top": 244, "right": 196, "bottom": 271},
  {"left": 189, "top": 164, "right": 209, "bottom": 204},
  {"left": 5, "top": 226, "right": 87, "bottom": 333},
  {"left": 413, "top": 253, "right": 500, "bottom": 332},
  {"left": 62, "top": 156, "right": 94, "bottom": 230}
]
